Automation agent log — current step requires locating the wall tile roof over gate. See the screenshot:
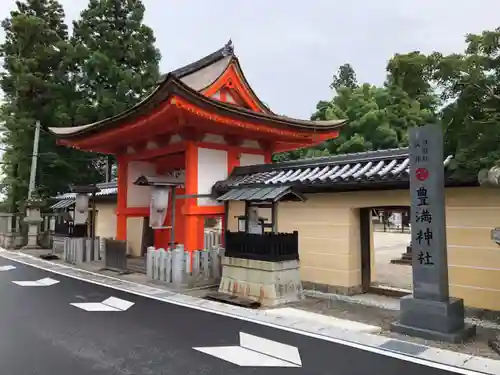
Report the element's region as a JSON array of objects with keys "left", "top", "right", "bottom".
[{"left": 214, "top": 148, "right": 456, "bottom": 193}]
